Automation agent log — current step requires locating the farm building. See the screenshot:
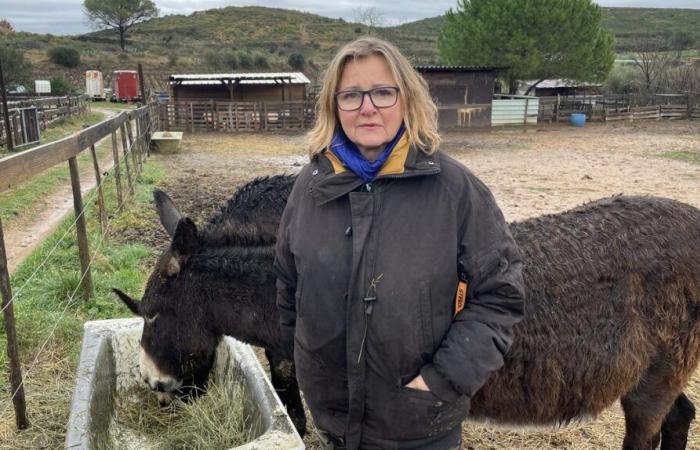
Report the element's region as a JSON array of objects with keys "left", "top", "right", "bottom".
[
  {"left": 415, "top": 66, "right": 501, "bottom": 128},
  {"left": 168, "top": 72, "right": 310, "bottom": 102}
]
